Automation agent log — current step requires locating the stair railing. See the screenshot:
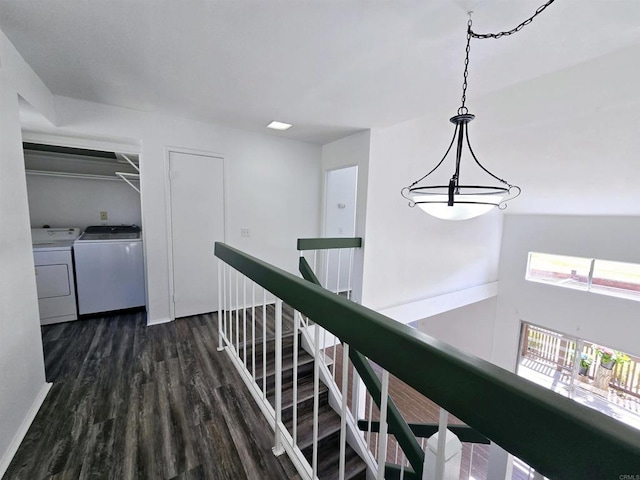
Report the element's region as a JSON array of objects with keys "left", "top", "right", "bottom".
[
  {"left": 298, "top": 237, "right": 382, "bottom": 478},
  {"left": 297, "top": 237, "right": 362, "bottom": 296},
  {"left": 298, "top": 238, "right": 491, "bottom": 479},
  {"left": 216, "top": 241, "right": 640, "bottom": 480},
  {"left": 297, "top": 237, "right": 424, "bottom": 478},
  {"left": 217, "top": 241, "right": 373, "bottom": 479}
]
